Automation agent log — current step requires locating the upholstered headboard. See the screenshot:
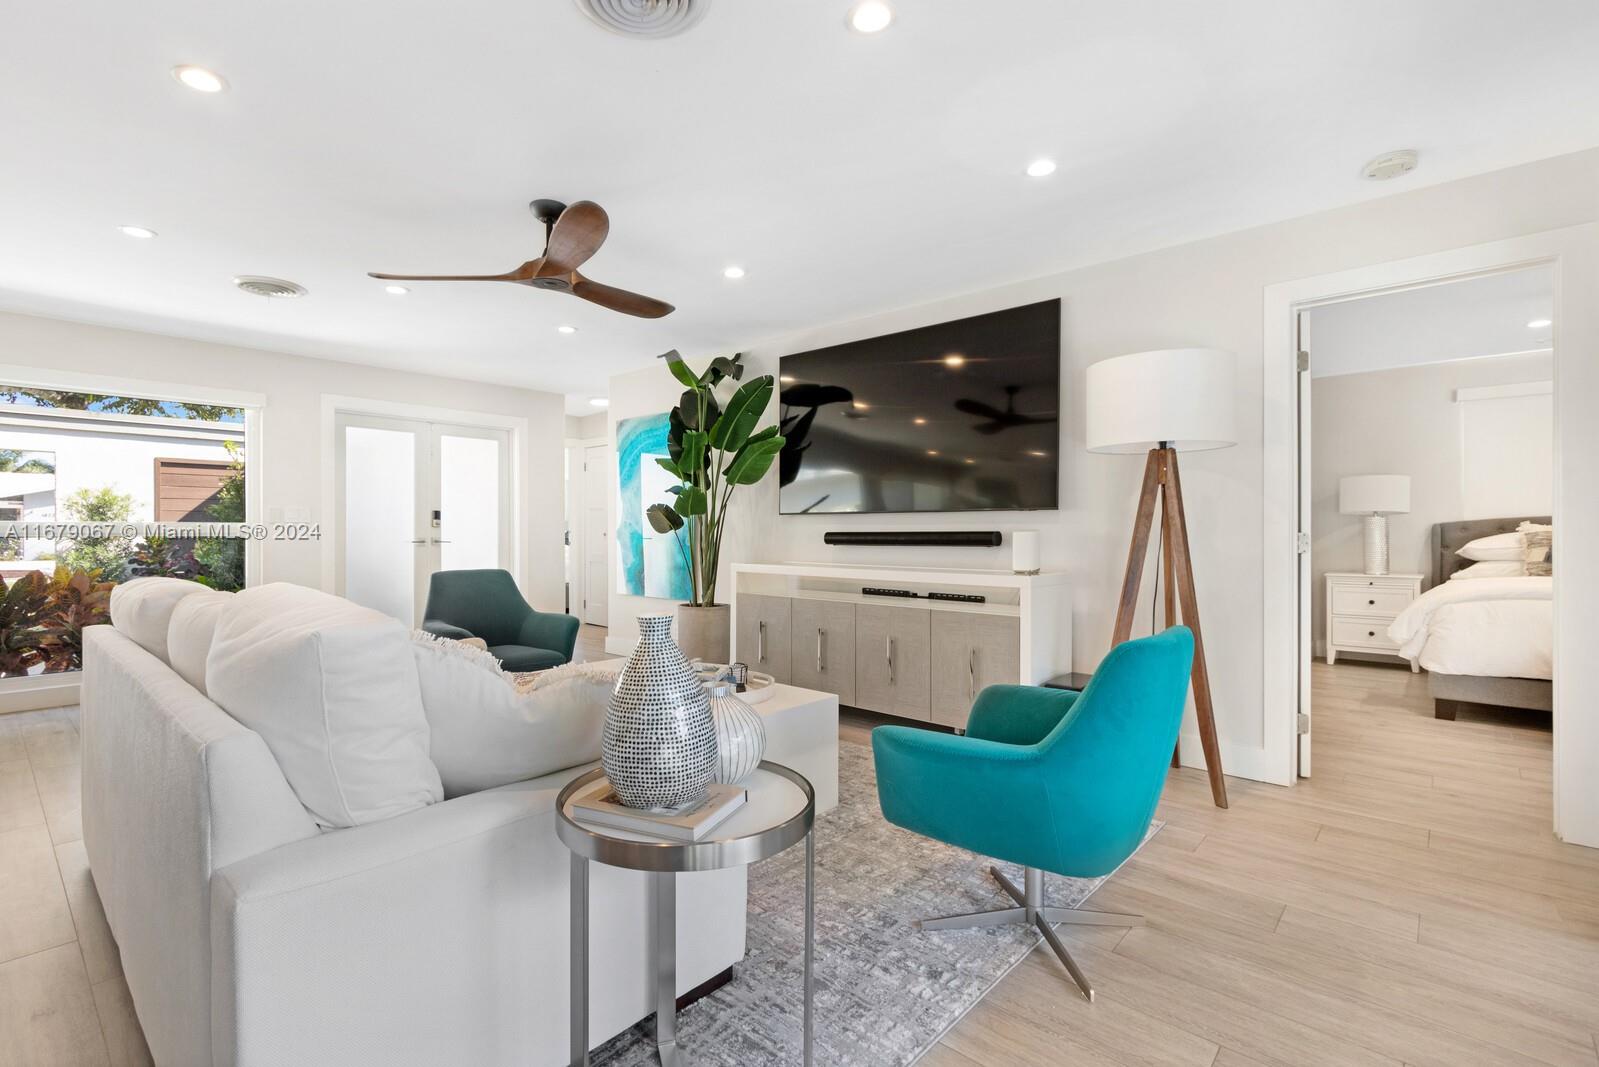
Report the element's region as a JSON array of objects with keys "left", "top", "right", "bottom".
[{"left": 1433, "top": 516, "right": 1551, "bottom": 585}]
